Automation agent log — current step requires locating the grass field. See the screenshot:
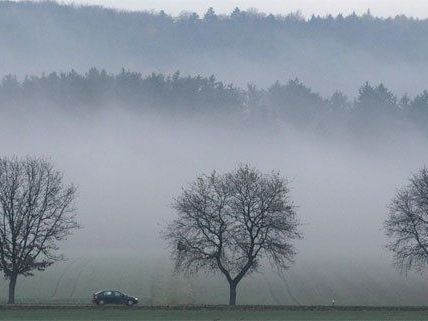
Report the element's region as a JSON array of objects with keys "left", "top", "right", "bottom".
[{"left": 2, "top": 307, "right": 428, "bottom": 321}]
